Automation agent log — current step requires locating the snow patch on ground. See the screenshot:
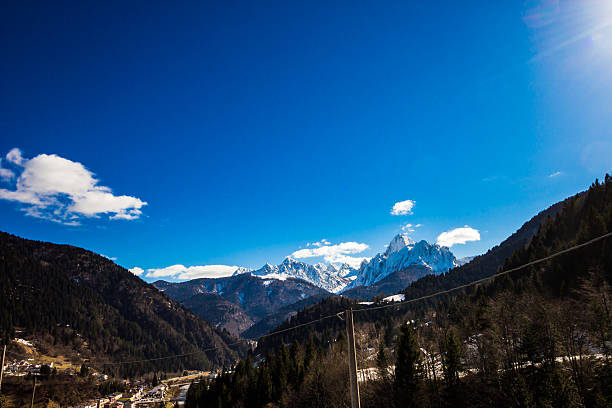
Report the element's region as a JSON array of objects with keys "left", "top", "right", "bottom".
[
  {"left": 15, "top": 338, "right": 34, "bottom": 347},
  {"left": 382, "top": 294, "right": 405, "bottom": 302}
]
